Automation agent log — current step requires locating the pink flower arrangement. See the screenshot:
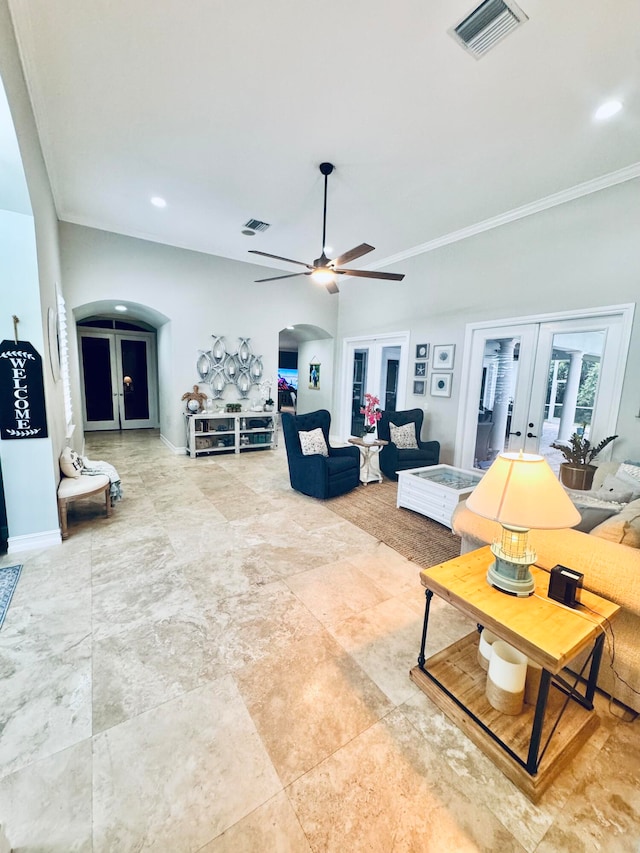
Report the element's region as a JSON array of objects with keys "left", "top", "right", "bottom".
[{"left": 360, "top": 393, "right": 382, "bottom": 433}]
